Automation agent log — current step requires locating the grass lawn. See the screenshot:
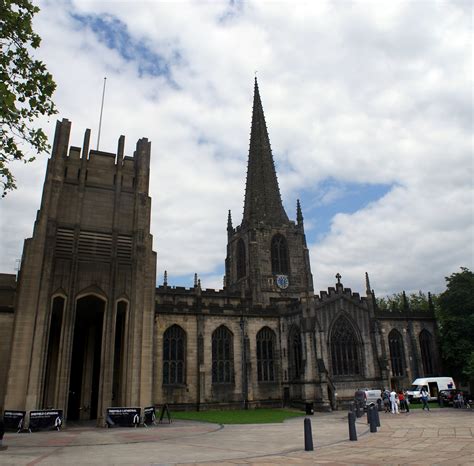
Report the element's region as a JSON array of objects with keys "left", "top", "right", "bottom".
[{"left": 169, "top": 408, "right": 305, "bottom": 424}]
